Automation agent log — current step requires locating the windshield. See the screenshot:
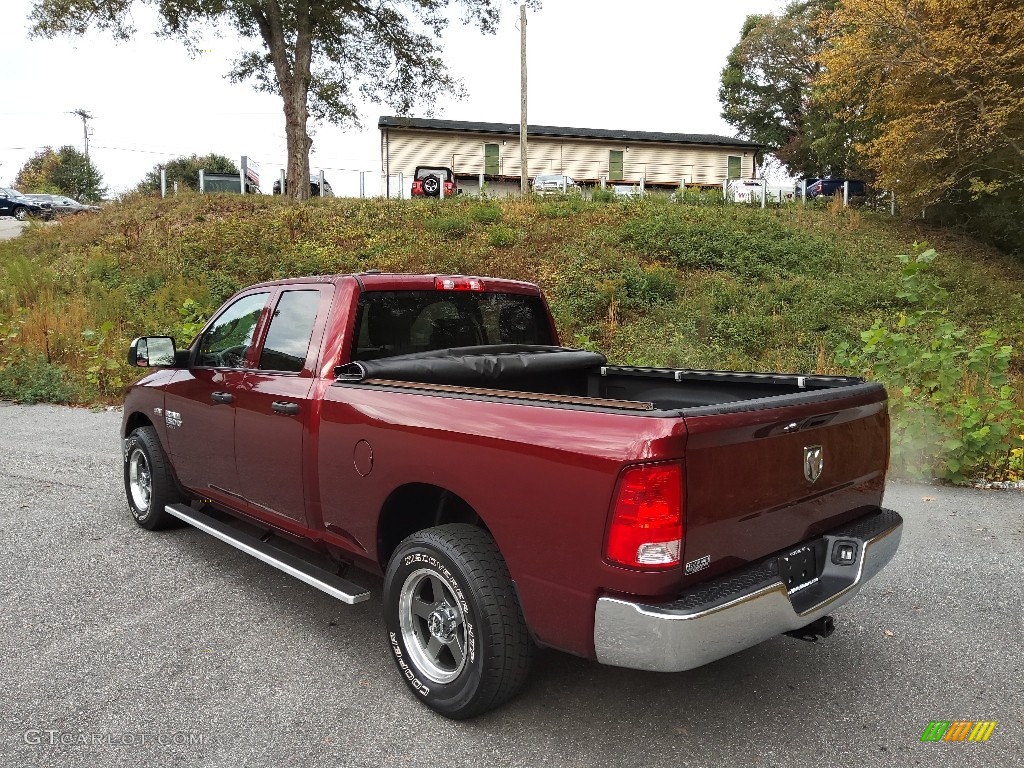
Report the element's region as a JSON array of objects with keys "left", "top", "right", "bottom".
[{"left": 352, "top": 290, "right": 554, "bottom": 361}]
